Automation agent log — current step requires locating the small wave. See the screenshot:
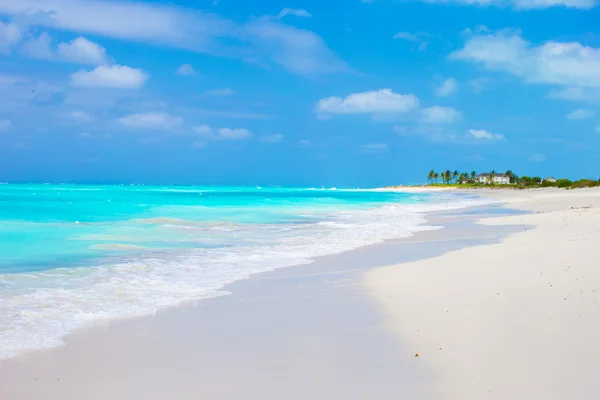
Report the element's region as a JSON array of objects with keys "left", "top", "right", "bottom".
[{"left": 0, "top": 193, "right": 493, "bottom": 358}]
